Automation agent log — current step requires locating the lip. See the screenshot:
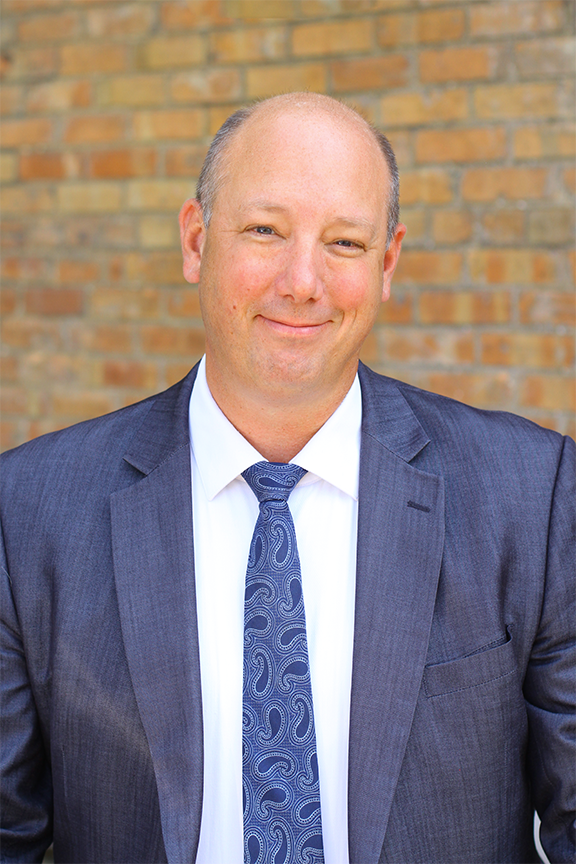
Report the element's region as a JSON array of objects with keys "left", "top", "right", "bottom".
[{"left": 258, "top": 315, "right": 330, "bottom": 335}]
